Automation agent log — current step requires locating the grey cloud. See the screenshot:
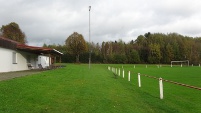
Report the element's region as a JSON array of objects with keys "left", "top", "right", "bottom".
[{"left": 1, "top": 0, "right": 201, "bottom": 46}]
